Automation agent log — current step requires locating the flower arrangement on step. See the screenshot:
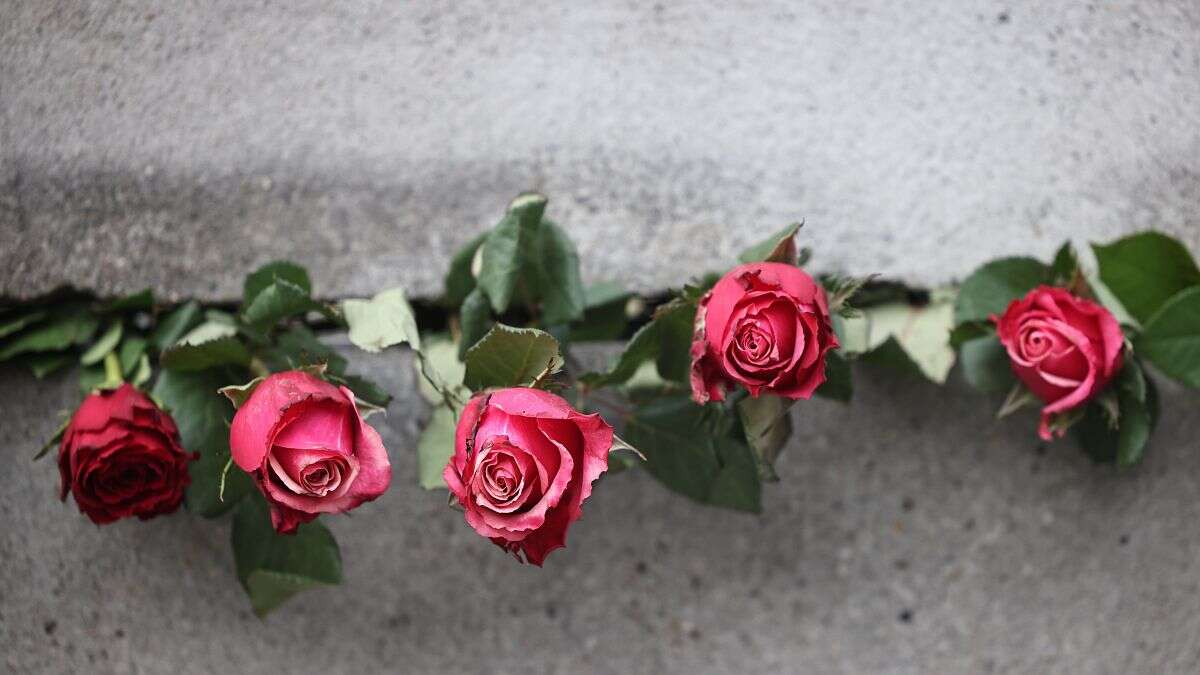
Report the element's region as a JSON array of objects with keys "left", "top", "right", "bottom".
[{"left": 3, "top": 191, "right": 1198, "bottom": 615}]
